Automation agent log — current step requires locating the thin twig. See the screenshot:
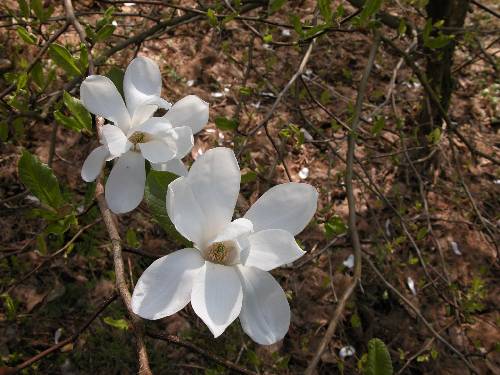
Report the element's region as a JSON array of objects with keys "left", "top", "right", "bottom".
[
  {"left": 305, "top": 31, "right": 381, "bottom": 375},
  {"left": 471, "top": 0, "right": 500, "bottom": 18}
]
